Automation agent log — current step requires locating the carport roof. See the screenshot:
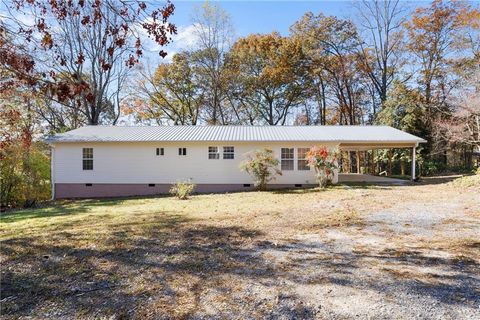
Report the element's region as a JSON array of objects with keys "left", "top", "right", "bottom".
[{"left": 45, "top": 125, "right": 427, "bottom": 144}]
